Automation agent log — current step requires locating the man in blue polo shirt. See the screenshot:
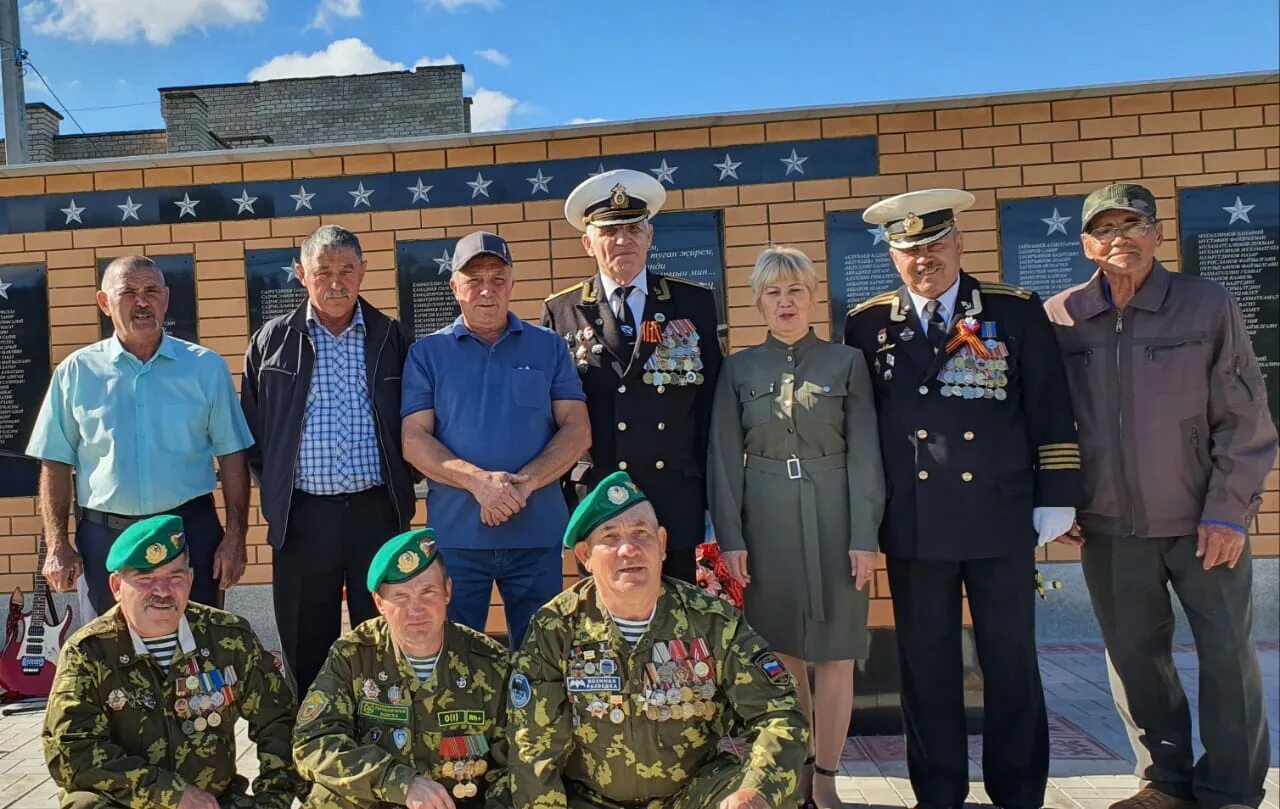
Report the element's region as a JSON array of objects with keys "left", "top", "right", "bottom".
[{"left": 402, "top": 231, "right": 591, "bottom": 648}]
